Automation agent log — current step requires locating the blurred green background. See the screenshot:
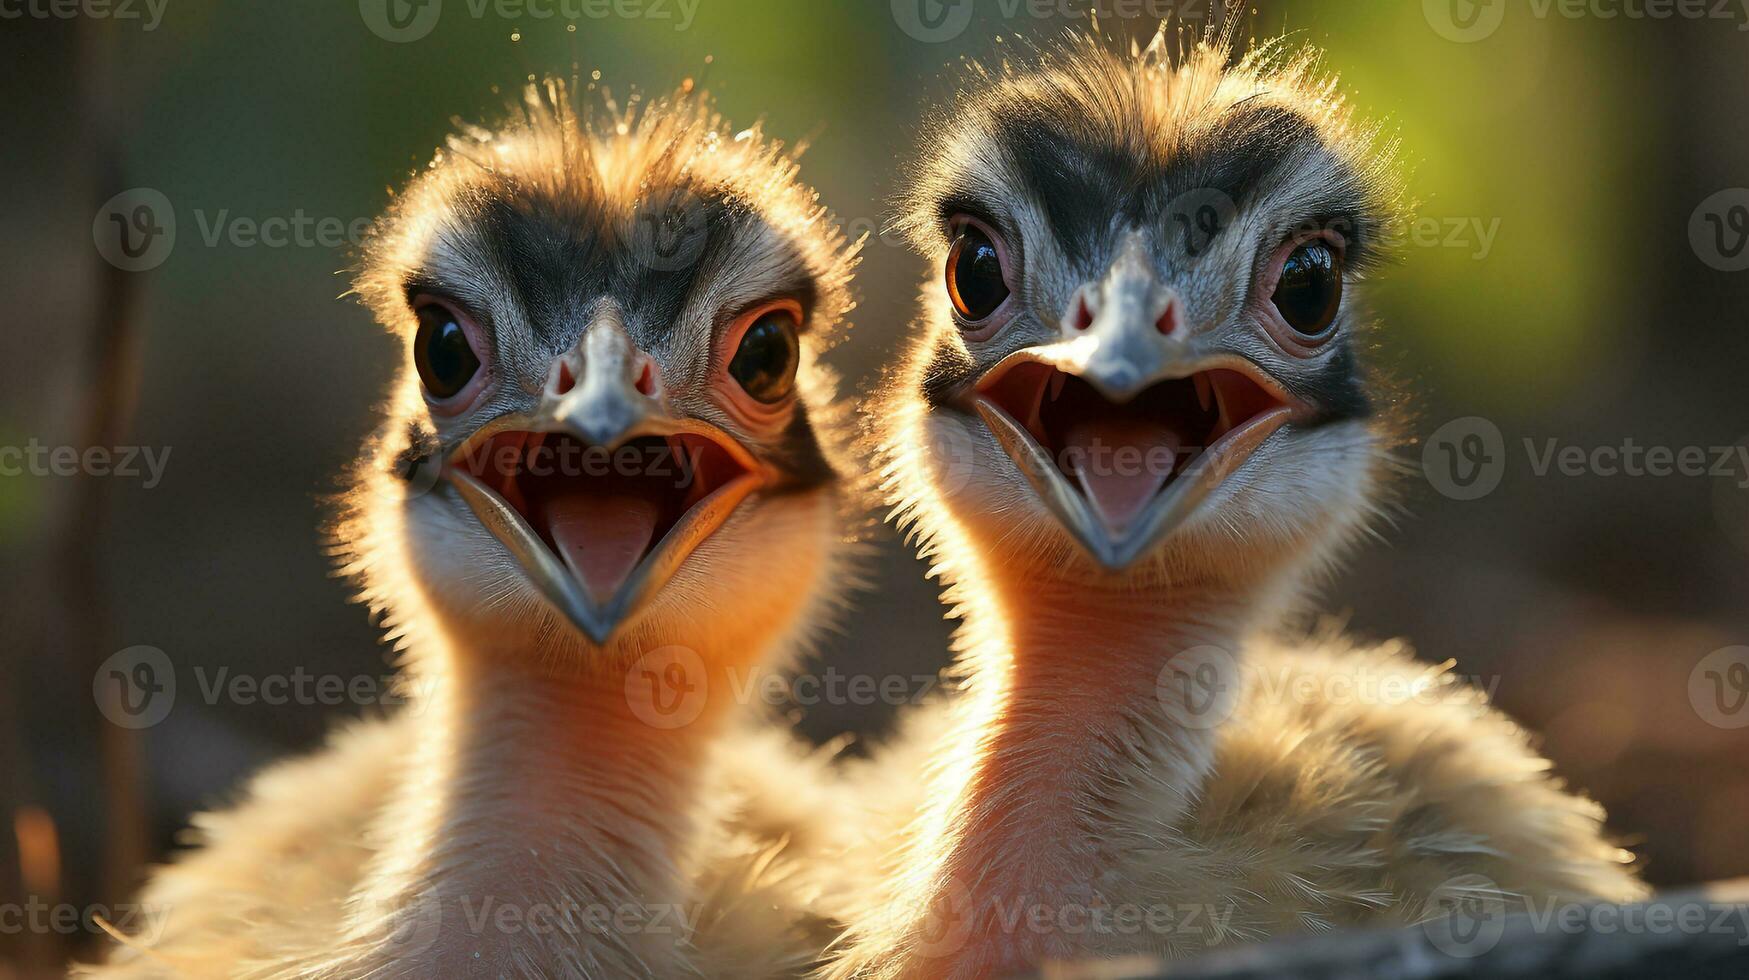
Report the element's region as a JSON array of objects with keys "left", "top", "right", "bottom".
[{"left": 2, "top": 0, "right": 1747, "bottom": 972}]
